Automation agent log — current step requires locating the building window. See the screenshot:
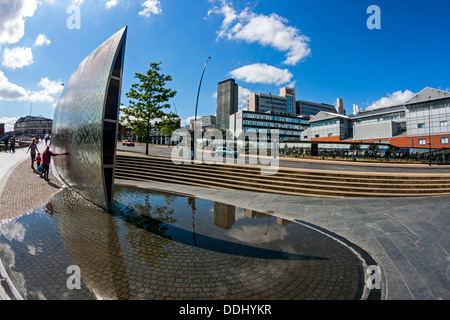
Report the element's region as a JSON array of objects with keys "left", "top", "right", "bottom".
[
  {"left": 418, "top": 123, "right": 425, "bottom": 128},
  {"left": 418, "top": 138, "right": 427, "bottom": 145},
  {"left": 440, "top": 121, "right": 448, "bottom": 127},
  {"left": 441, "top": 137, "right": 449, "bottom": 144}
]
